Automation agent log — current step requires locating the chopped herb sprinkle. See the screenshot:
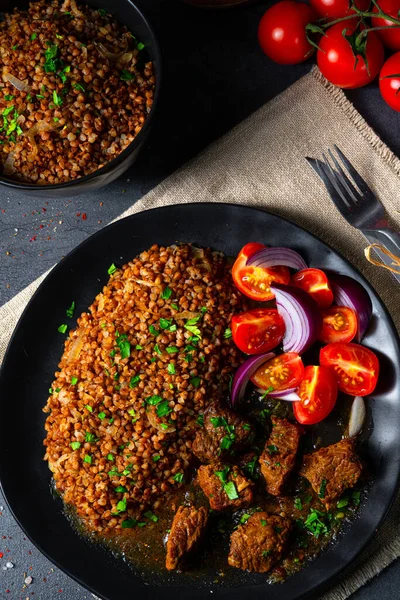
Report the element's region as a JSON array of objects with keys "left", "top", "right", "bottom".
[
  {"left": 129, "top": 375, "right": 140, "bottom": 389},
  {"left": 70, "top": 377, "right": 78, "bottom": 385},
  {"left": 224, "top": 481, "right": 239, "bottom": 500},
  {"left": 319, "top": 479, "right": 328, "bottom": 499},
  {"left": 98, "top": 412, "right": 106, "bottom": 420},
  {"left": 223, "top": 328, "right": 232, "bottom": 339},
  {"left": 58, "top": 324, "right": 68, "bottom": 334},
  {"left": 167, "top": 363, "right": 176, "bottom": 375},
  {"left": 66, "top": 301, "right": 75, "bottom": 318},
  {"left": 160, "top": 286, "right": 172, "bottom": 300},
  {"left": 153, "top": 454, "right": 161, "bottom": 462},
  {"left": 166, "top": 346, "right": 178, "bottom": 354},
  {"left": 70, "top": 441, "right": 81, "bottom": 450},
  {"left": 144, "top": 510, "right": 158, "bottom": 522},
  {"left": 121, "top": 69, "right": 135, "bottom": 82},
  {"left": 84, "top": 454, "right": 92, "bottom": 465},
  {"left": 108, "top": 263, "right": 117, "bottom": 275},
  {"left": 173, "top": 472, "right": 184, "bottom": 483}
]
